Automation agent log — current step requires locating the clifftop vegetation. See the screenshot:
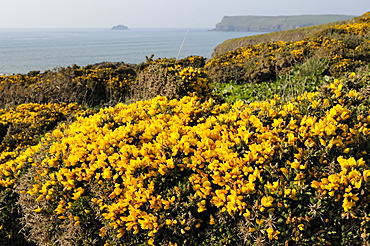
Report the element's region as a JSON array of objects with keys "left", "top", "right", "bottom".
[{"left": 0, "top": 11, "right": 370, "bottom": 246}]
